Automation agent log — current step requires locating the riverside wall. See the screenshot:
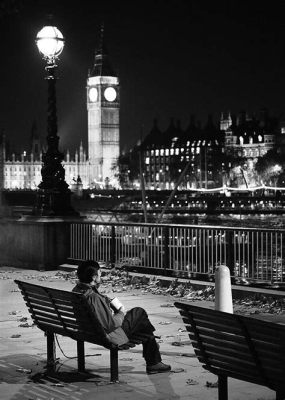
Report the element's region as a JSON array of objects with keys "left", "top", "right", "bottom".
[{"left": 0, "top": 218, "right": 71, "bottom": 270}]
